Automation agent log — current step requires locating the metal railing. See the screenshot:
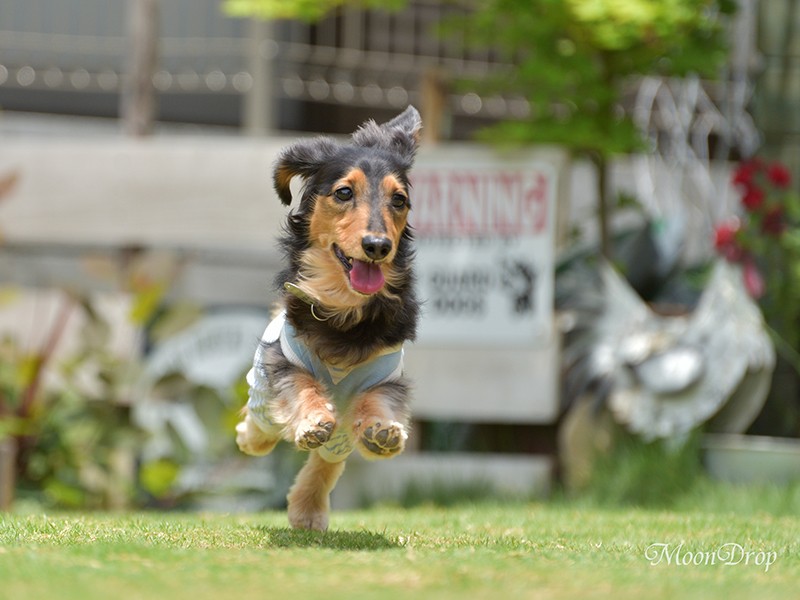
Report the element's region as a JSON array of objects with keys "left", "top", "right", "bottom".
[{"left": 0, "top": 0, "right": 525, "bottom": 122}]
